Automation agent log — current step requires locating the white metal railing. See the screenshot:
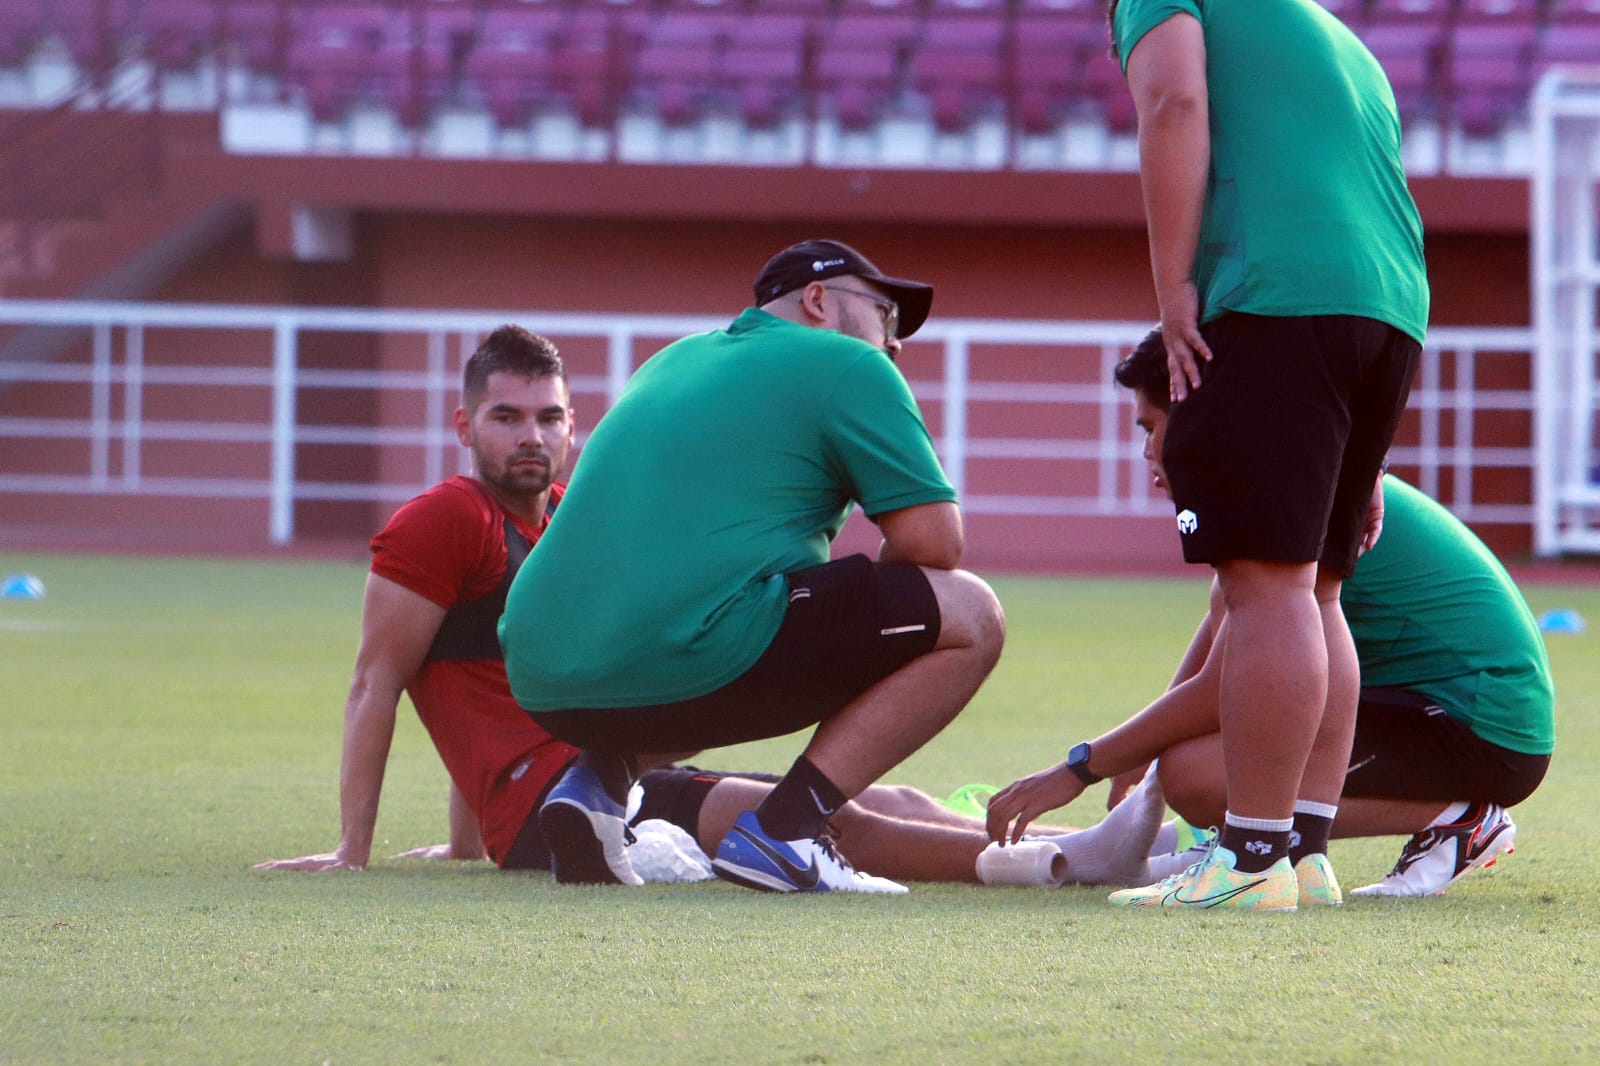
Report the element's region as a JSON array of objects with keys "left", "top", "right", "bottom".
[
  {"left": 1531, "top": 68, "right": 1600, "bottom": 556},
  {"left": 0, "top": 298, "right": 1536, "bottom": 545}
]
